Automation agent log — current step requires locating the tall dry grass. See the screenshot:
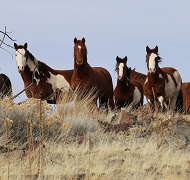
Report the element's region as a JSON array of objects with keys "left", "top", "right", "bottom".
[{"left": 0, "top": 92, "right": 190, "bottom": 179}]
